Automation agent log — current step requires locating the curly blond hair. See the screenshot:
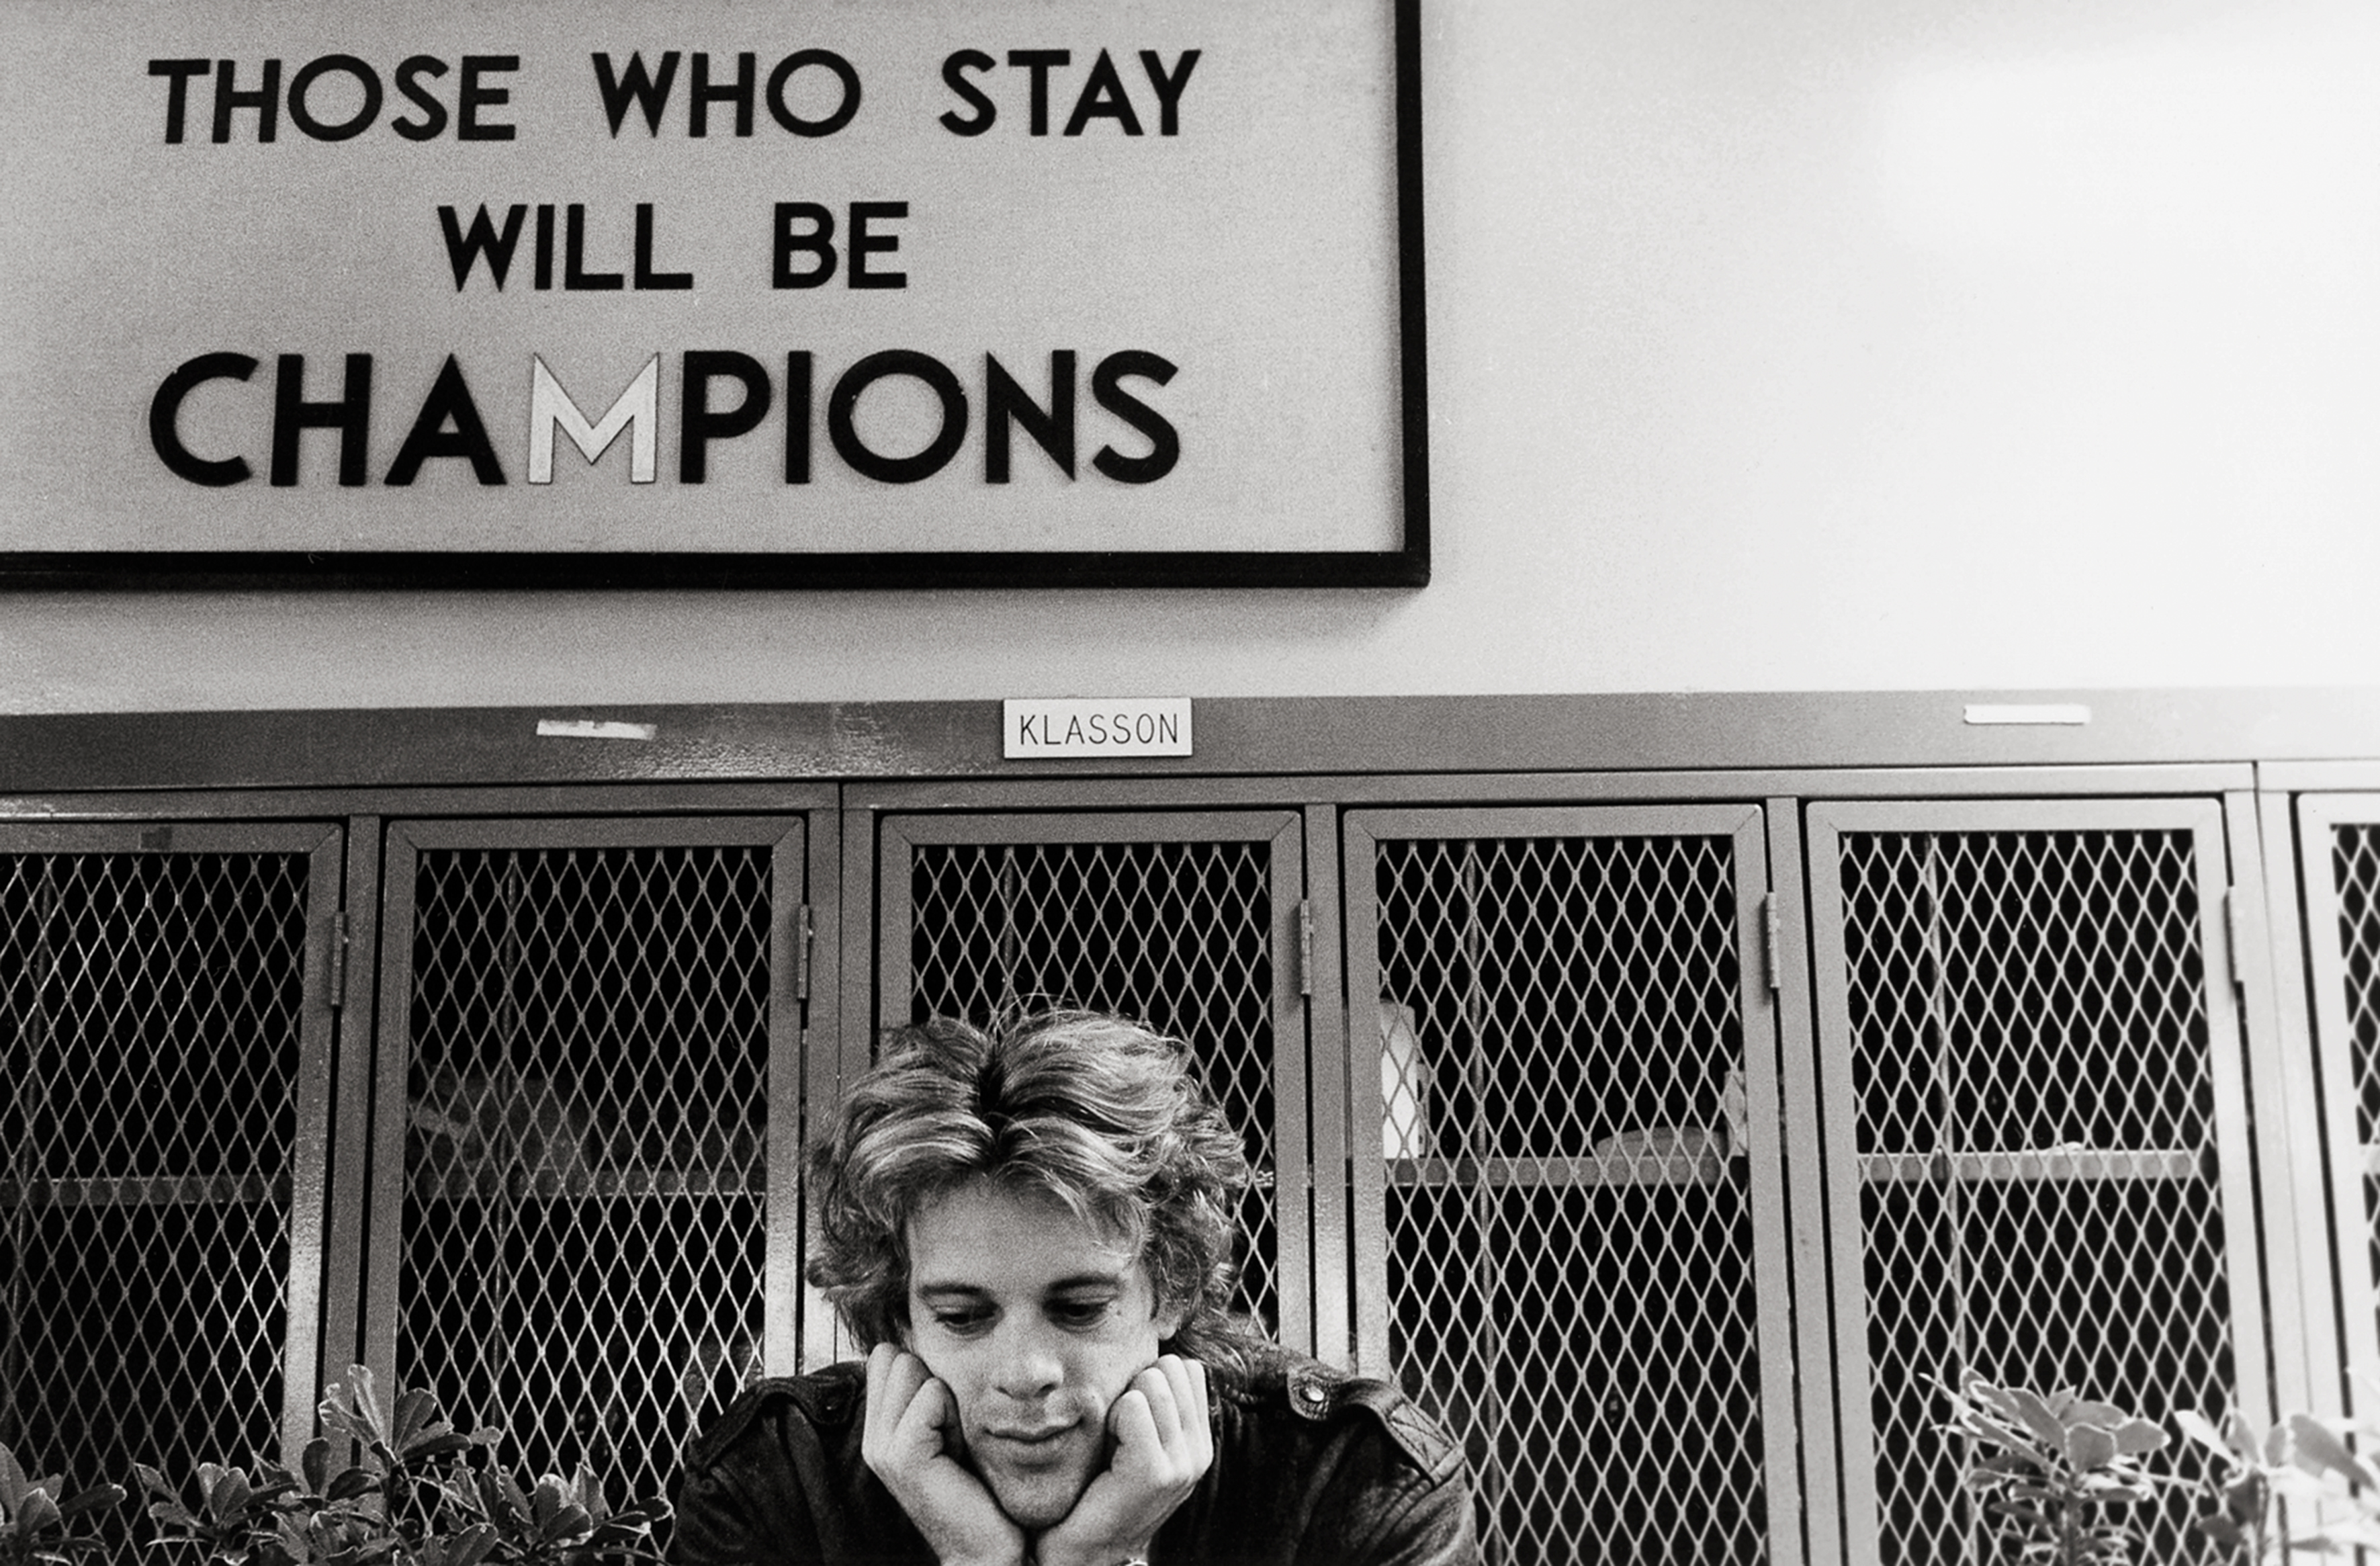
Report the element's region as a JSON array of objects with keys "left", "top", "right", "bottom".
[{"left": 805, "top": 1009, "right": 1259, "bottom": 1366}]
